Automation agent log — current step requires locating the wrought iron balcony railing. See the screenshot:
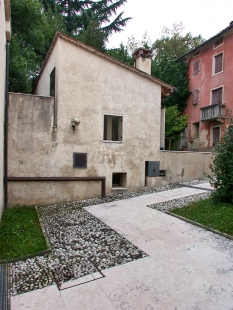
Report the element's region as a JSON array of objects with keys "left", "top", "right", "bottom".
[{"left": 200, "top": 103, "right": 226, "bottom": 122}]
